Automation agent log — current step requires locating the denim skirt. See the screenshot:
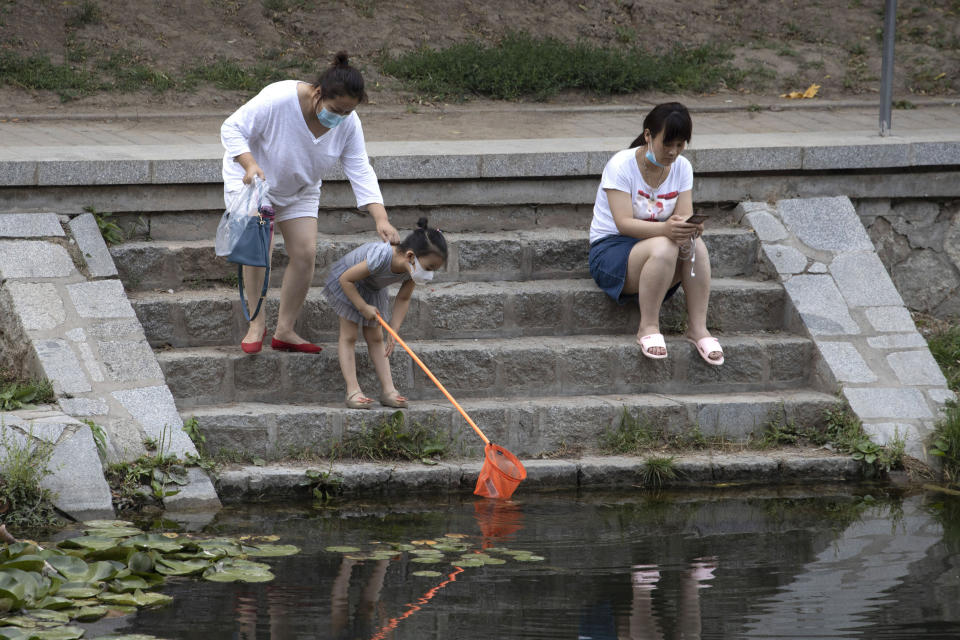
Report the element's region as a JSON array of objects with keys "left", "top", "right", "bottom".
[{"left": 588, "top": 234, "right": 680, "bottom": 305}]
